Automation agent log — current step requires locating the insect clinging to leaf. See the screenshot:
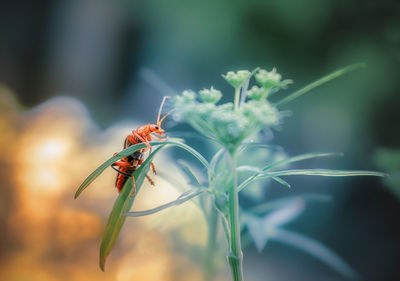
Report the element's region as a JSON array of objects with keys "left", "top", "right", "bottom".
[{"left": 111, "top": 96, "right": 170, "bottom": 195}]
